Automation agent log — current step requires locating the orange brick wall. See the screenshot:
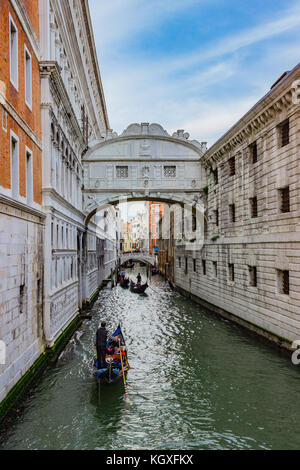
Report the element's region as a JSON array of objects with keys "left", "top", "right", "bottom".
[{"left": 0, "top": 0, "right": 42, "bottom": 205}]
